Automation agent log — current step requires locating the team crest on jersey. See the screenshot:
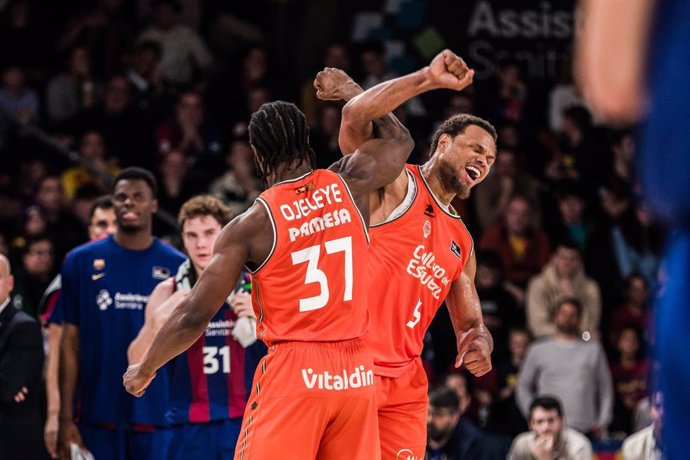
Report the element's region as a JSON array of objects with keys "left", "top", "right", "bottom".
[
  {"left": 423, "top": 221, "right": 431, "bottom": 239},
  {"left": 294, "top": 181, "right": 316, "bottom": 195},
  {"left": 152, "top": 266, "right": 170, "bottom": 280},
  {"left": 450, "top": 240, "right": 462, "bottom": 259},
  {"left": 96, "top": 289, "right": 112, "bottom": 311},
  {"left": 93, "top": 259, "right": 105, "bottom": 270},
  {"left": 424, "top": 203, "right": 435, "bottom": 217}
]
